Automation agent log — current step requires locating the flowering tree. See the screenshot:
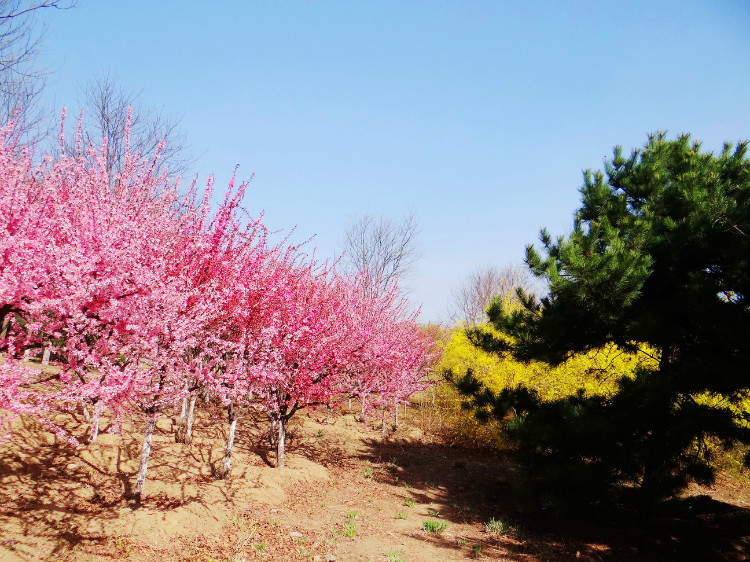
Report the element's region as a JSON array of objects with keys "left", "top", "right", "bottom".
[
  {"left": 0, "top": 113, "right": 272, "bottom": 502},
  {"left": 1, "top": 111, "right": 439, "bottom": 498},
  {"left": 337, "top": 275, "right": 437, "bottom": 430}
]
